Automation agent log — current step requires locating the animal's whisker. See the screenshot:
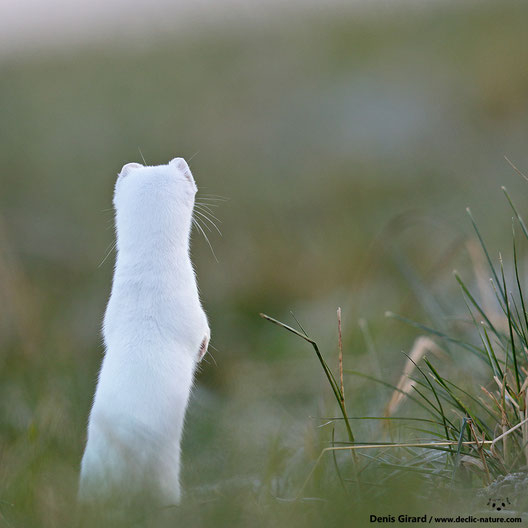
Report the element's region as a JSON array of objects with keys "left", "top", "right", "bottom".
[
  {"left": 192, "top": 218, "right": 219, "bottom": 262},
  {"left": 199, "top": 194, "right": 229, "bottom": 201},
  {"left": 205, "top": 352, "right": 218, "bottom": 367},
  {"left": 98, "top": 241, "right": 117, "bottom": 268},
  {"left": 194, "top": 205, "right": 223, "bottom": 224},
  {"left": 195, "top": 202, "right": 220, "bottom": 212},
  {"left": 200, "top": 191, "right": 227, "bottom": 196},
  {"left": 196, "top": 206, "right": 220, "bottom": 216},
  {"left": 138, "top": 147, "right": 147, "bottom": 165},
  {"left": 194, "top": 210, "right": 222, "bottom": 236},
  {"left": 193, "top": 214, "right": 212, "bottom": 233},
  {"left": 196, "top": 199, "right": 226, "bottom": 206},
  {"left": 188, "top": 151, "right": 200, "bottom": 162}
]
